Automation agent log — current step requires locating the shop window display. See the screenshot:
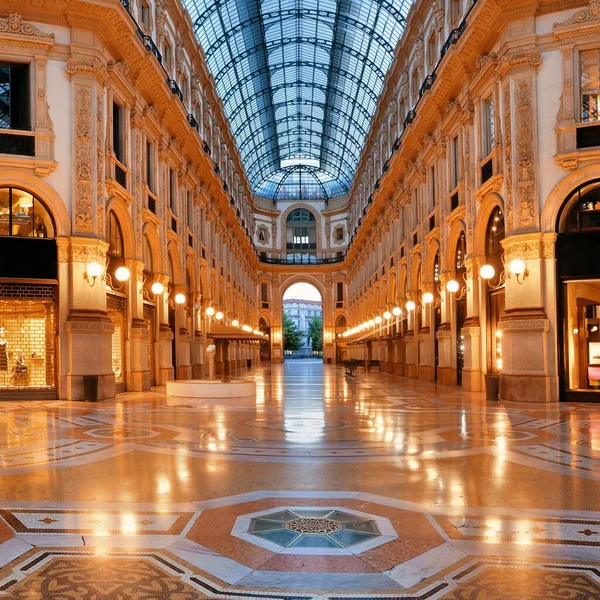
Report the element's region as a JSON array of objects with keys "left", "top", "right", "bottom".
[
  {"left": 0, "top": 295, "right": 56, "bottom": 391},
  {"left": 0, "top": 188, "right": 54, "bottom": 238},
  {"left": 107, "top": 294, "right": 126, "bottom": 389}
]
